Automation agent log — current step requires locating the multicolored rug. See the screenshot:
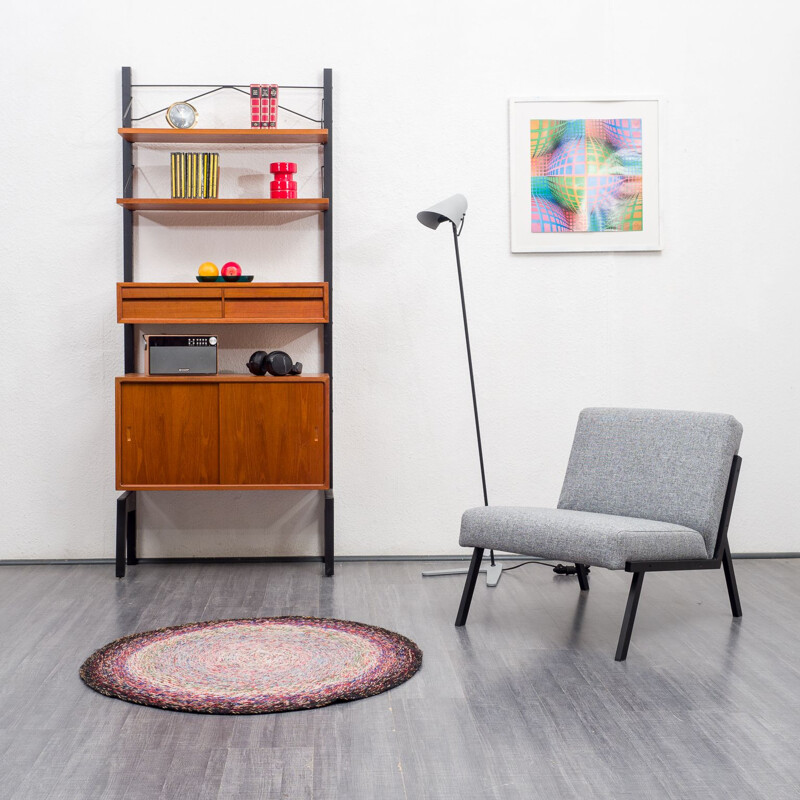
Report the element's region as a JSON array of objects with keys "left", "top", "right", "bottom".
[{"left": 79, "top": 616, "right": 422, "bottom": 714}]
